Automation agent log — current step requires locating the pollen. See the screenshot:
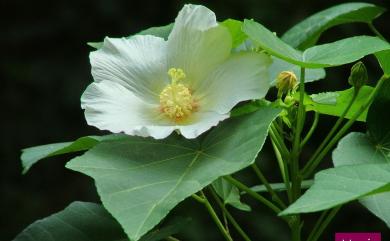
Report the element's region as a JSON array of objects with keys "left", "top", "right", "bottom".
[{"left": 159, "top": 68, "right": 196, "bottom": 121}]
